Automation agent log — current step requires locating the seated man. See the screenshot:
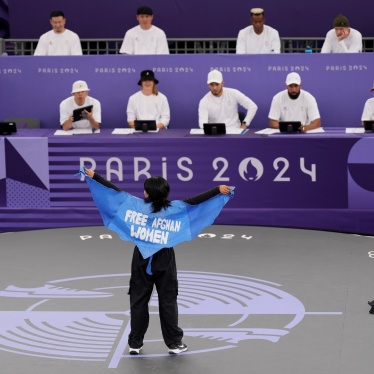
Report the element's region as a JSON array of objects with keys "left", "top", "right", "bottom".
[
  {"left": 321, "top": 14, "right": 362, "bottom": 53},
  {"left": 198, "top": 70, "right": 258, "bottom": 129},
  {"left": 268, "top": 72, "right": 321, "bottom": 132},
  {"left": 119, "top": 6, "right": 169, "bottom": 55},
  {"left": 127, "top": 70, "right": 170, "bottom": 129},
  {"left": 60, "top": 80, "right": 101, "bottom": 131},
  {"left": 34, "top": 10, "right": 82, "bottom": 56},
  {"left": 361, "top": 83, "right": 374, "bottom": 125},
  {"left": 236, "top": 8, "right": 280, "bottom": 54}
]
